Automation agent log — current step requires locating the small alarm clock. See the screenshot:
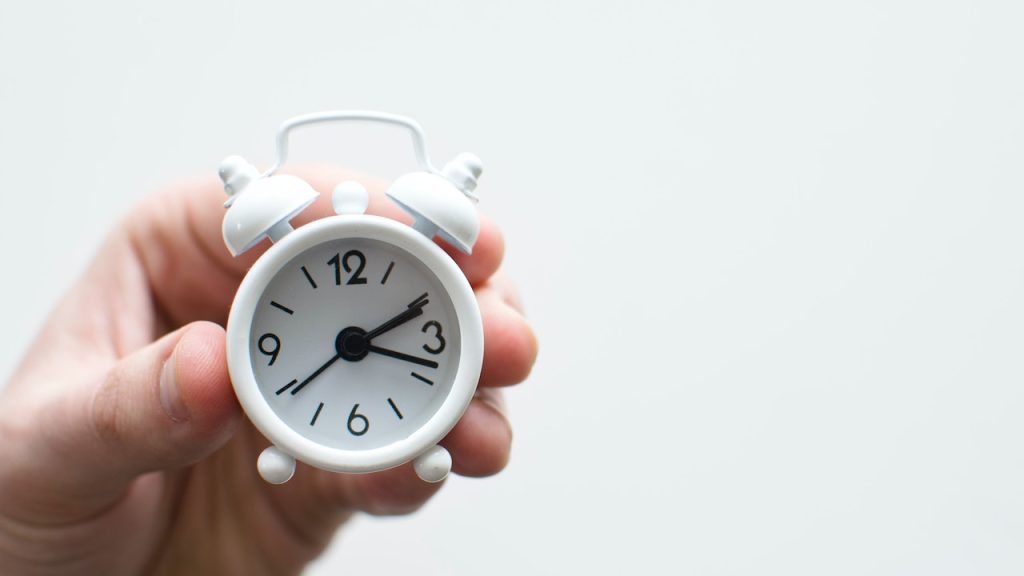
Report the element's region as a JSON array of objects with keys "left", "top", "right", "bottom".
[{"left": 219, "top": 111, "right": 484, "bottom": 484}]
